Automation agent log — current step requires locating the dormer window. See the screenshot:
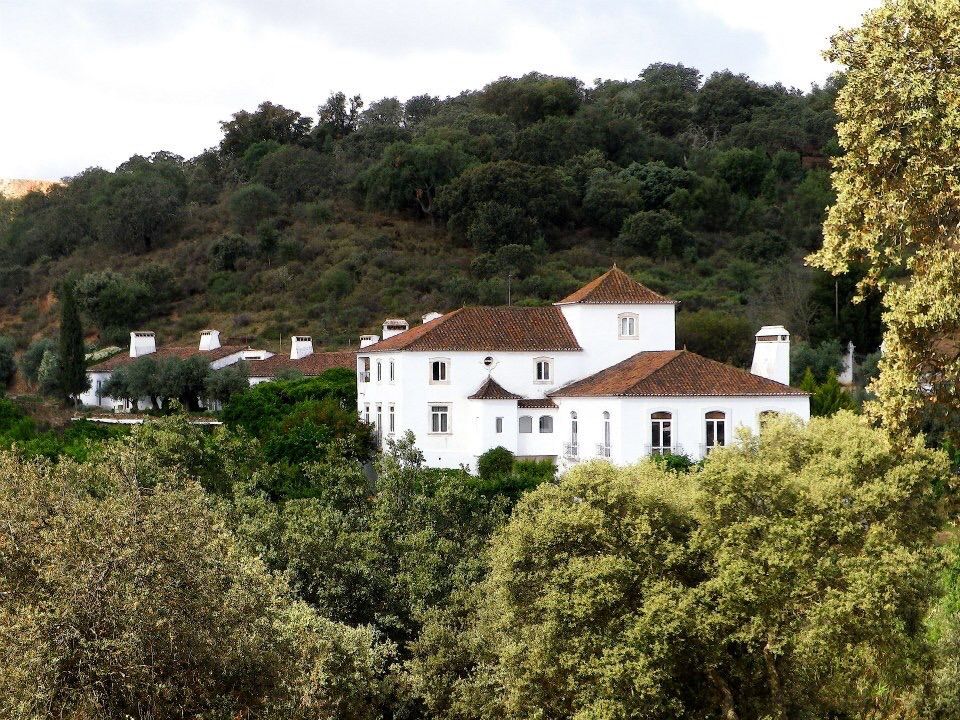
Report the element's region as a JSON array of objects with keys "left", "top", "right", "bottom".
[
  {"left": 430, "top": 358, "right": 450, "bottom": 384},
  {"left": 618, "top": 313, "right": 639, "bottom": 339},
  {"left": 534, "top": 357, "right": 553, "bottom": 383}
]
